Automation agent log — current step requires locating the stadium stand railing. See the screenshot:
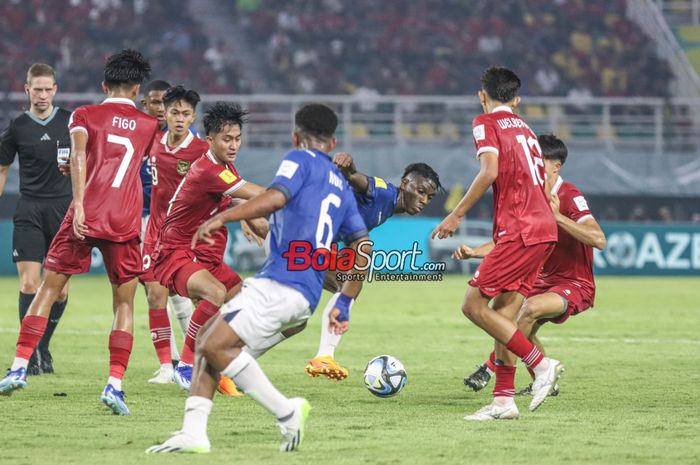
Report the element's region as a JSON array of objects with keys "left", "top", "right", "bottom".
[{"left": 1, "top": 93, "right": 698, "bottom": 156}]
